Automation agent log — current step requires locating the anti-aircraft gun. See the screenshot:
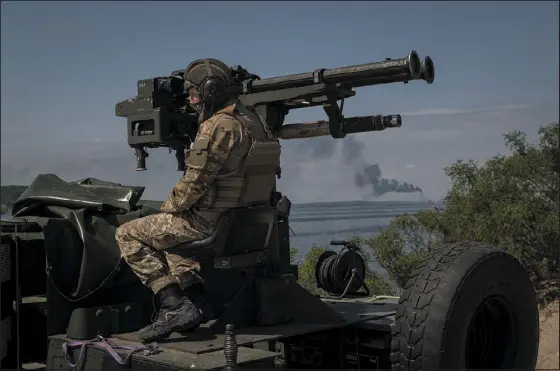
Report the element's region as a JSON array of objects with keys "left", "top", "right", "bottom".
[
  {"left": 95, "top": 51, "right": 440, "bottom": 368},
  {"left": 115, "top": 50, "right": 434, "bottom": 170},
  {"left": 0, "top": 50, "right": 539, "bottom": 371}
]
